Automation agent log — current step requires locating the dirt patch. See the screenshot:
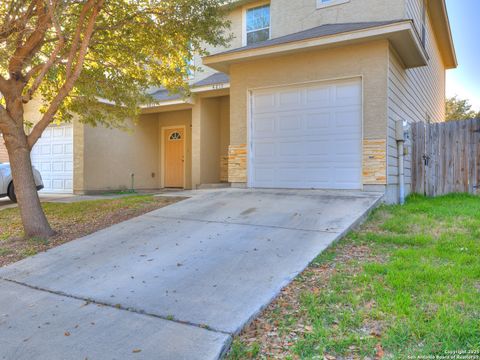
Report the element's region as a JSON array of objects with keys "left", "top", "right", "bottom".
[{"left": 0, "top": 196, "right": 184, "bottom": 268}]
